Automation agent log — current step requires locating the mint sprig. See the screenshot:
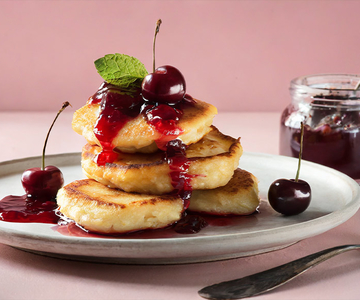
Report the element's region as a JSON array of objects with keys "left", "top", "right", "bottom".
[{"left": 94, "top": 53, "right": 148, "bottom": 88}]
